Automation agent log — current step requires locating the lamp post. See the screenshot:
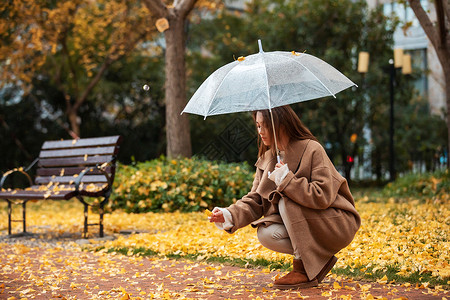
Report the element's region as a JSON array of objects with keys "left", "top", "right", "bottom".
[
  {"left": 358, "top": 49, "right": 411, "bottom": 182},
  {"left": 388, "top": 58, "right": 396, "bottom": 181}
]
